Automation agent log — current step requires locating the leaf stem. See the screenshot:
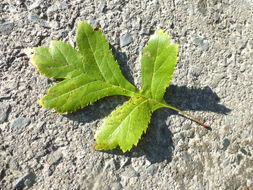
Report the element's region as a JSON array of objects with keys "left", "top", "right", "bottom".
[
  {"left": 163, "top": 103, "right": 209, "bottom": 128},
  {"left": 121, "top": 89, "right": 210, "bottom": 129}
]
